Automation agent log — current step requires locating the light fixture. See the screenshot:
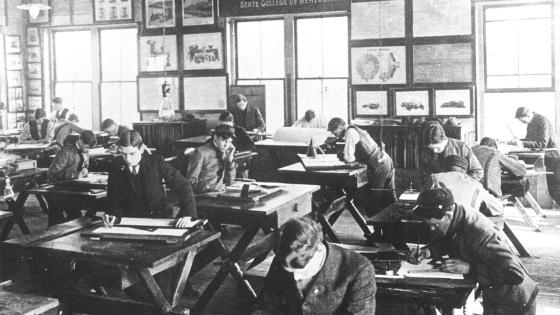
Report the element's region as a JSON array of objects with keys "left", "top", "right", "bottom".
[{"left": 17, "top": 0, "right": 51, "bottom": 20}]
